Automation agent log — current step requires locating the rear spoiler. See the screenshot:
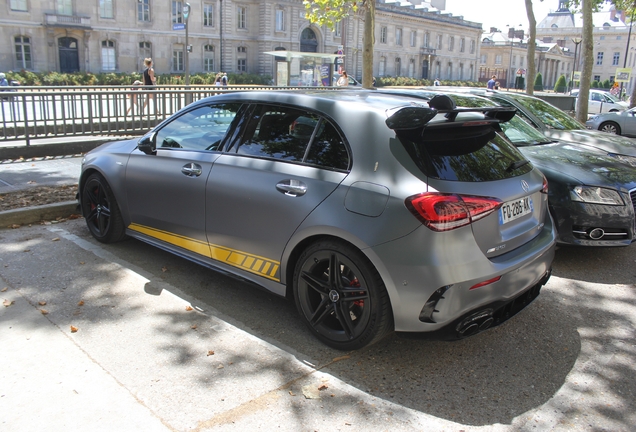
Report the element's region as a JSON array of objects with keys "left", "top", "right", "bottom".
[{"left": 385, "top": 94, "right": 517, "bottom": 131}]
